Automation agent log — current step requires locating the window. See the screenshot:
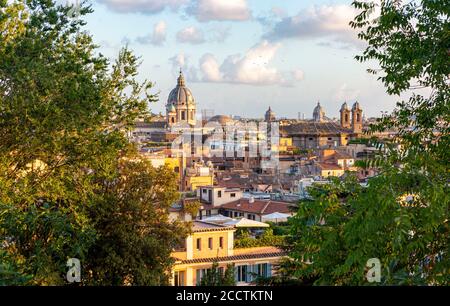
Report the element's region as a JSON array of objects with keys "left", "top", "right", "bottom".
[
  {"left": 235, "top": 264, "right": 272, "bottom": 284},
  {"left": 218, "top": 190, "right": 222, "bottom": 198},
  {"left": 196, "top": 238, "right": 201, "bottom": 250},
  {"left": 230, "top": 193, "right": 236, "bottom": 198},
  {"left": 174, "top": 271, "right": 185, "bottom": 286},
  {"left": 181, "top": 111, "right": 186, "bottom": 120},
  {"left": 219, "top": 237, "right": 224, "bottom": 249},
  {"left": 208, "top": 238, "right": 213, "bottom": 250},
  {"left": 196, "top": 268, "right": 211, "bottom": 285},
  {"left": 234, "top": 212, "right": 239, "bottom": 218},
  {"left": 309, "top": 137, "right": 313, "bottom": 141},
  {"left": 171, "top": 117, "right": 175, "bottom": 123},
  {"left": 202, "top": 189, "right": 207, "bottom": 194},
  {"left": 236, "top": 265, "right": 248, "bottom": 283},
  {"left": 328, "top": 137, "right": 332, "bottom": 141},
  {"left": 206, "top": 210, "right": 211, "bottom": 216},
  {"left": 255, "top": 263, "right": 271, "bottom": 278}
]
